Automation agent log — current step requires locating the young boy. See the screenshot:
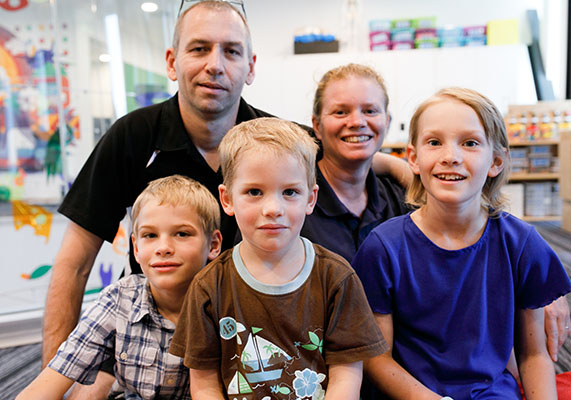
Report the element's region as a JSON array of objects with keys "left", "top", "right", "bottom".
[
  {"left": 169, "top": 117, "right": 386, "bottom": 399},
  {"left": 17, "top": 175, "right": 222, "bottom": 400}
]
